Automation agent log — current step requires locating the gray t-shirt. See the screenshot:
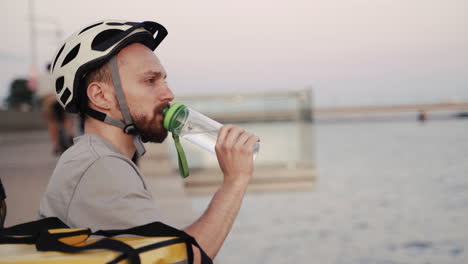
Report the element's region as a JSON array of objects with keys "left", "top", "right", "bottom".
[{"left": 39, "top": 134, "right": 161, "bottom": 231}]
